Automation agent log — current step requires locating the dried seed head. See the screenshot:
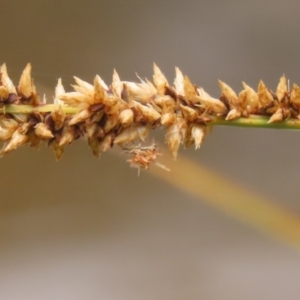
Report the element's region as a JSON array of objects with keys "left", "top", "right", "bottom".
[
  {"left": 3, "top": 63, "right": 300, "bottom": 168},
  {"left": 34, "top": 123, "right": 54, "bottom": 139}
]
